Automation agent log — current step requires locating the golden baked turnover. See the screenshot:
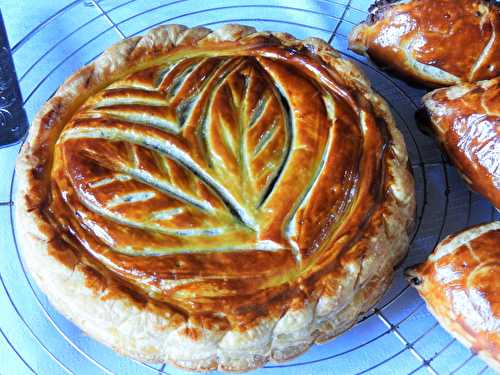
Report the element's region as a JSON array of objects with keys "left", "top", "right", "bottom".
[
  {"left": 16, "top": 24, "right": 415, "bottom": 371},
  {"left": 349, "top": 0, "right": 500, "bottom": 87},
  {"left": 419, "top": 77, "right": 500, "bottom": 209},
  {"left": 407, "top": 221, "right": 500, "bottom": 372}
]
